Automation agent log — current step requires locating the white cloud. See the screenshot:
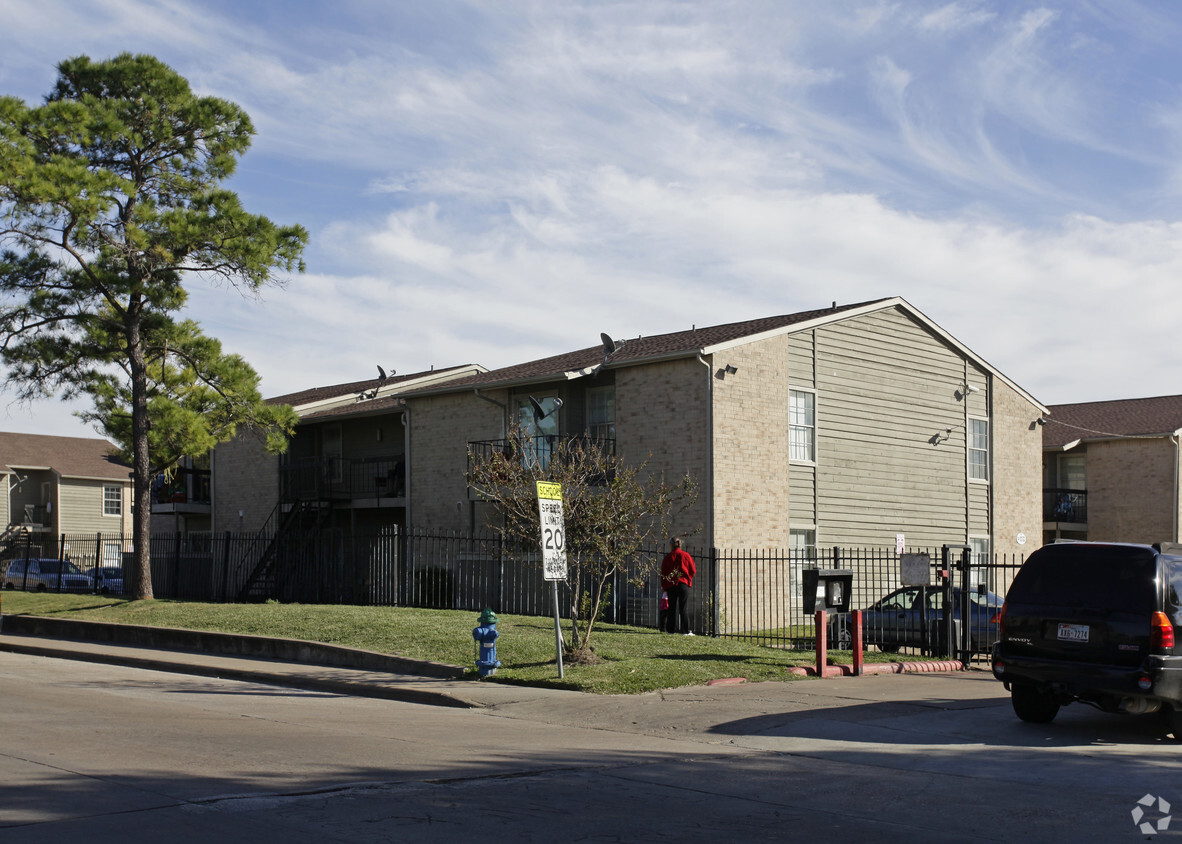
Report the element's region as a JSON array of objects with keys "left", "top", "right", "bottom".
[
  {"left": 8, "top": 0, "right": 1182, "bottom": 442},
  {"left": 918, "top": 2, "right": 996, "bottom": 33}
]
